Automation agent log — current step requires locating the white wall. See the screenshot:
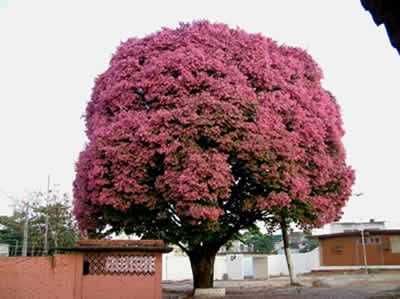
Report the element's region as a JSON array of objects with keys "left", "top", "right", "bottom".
[
  {"left": 243, "top": 256, "right": 253, "bottom": 277},
  {"left": 0, "top": 244, "right": 9, "bottom": 256},
  {"left": 226, "top": 254, "right": 244, "bottom": 280},
  {"left": 330, "top": 222, "right": 385, "bottom": 234},
  {"left": 267, "top": 248, "right": 320, "bottom": 276},
  {"left": 162, "top": 248, "right": 320, "bottom": 280},
  {"left": 162, "top": 254, "right": 227, "bottom": 281}
]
